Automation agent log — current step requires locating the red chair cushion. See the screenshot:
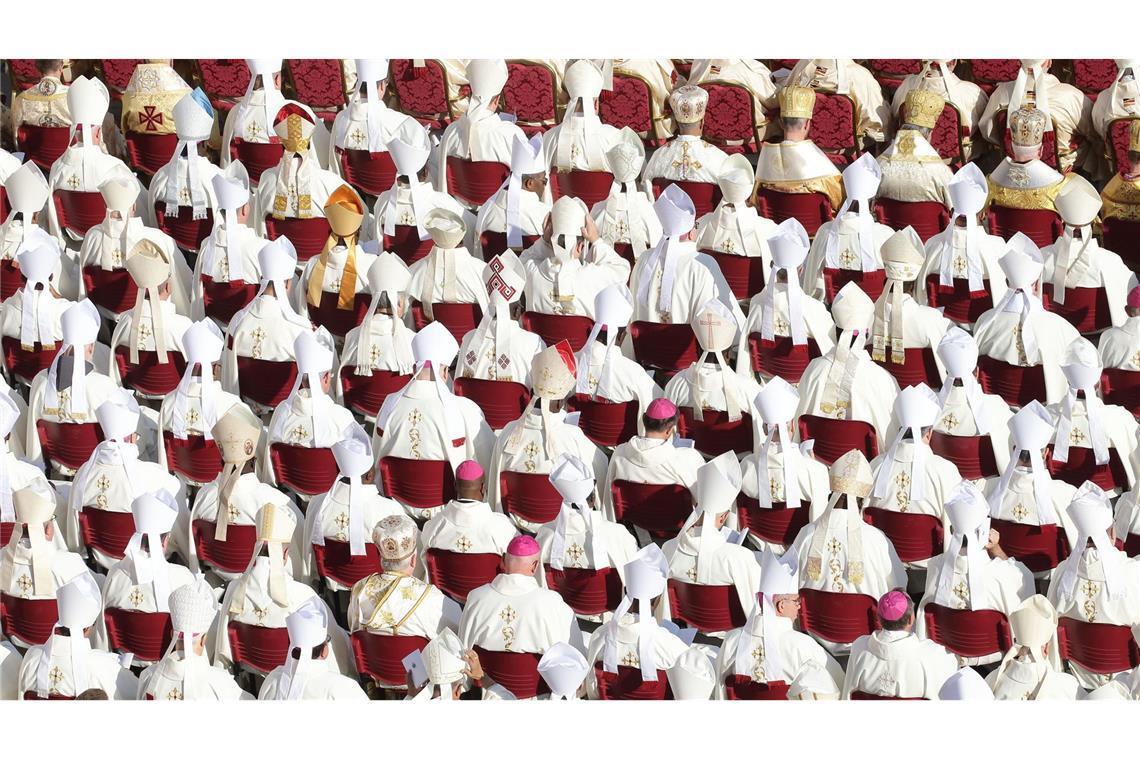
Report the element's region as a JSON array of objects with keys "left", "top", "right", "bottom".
[
  {"left": 989, "top": 518, "right": 1070, "bottom": 573},
  {"left": 1058, "top": 617, "right": 1140, "bottom": 675},
  {"left": 861, "top": 507, "right": 945, "bottom": 564},
  {"left": 929, "top": 430, "right": 1000, "bottom": 480},
  {"left": 100, "top": 59, "right": 144, "bottom": 94},
  {"left": 269, "top": 443, "right": 339, "bottom": 497},
  {"left": 968, "top": 60, "right": 1021, "bottom": 90},
  {"left": 798, "top": 588, "right": 879, "bottom": 644},
  {"left": 312, "top": 540, "right": 382, "bottom": 589},
  {"left": 234, "top": 356, "right": 298, "bottom": 408},
  {"left": 1100, "top": 367, "right": 1140, "bottom": 416},
  {"left": 227, "top": 621, "right": 291, "bottom": 675},
  {"left": 16, "top": 125, "right": 70, "bottom": 172},
  {"left": 747, "top": 334, "right": 820, "bottom": 384},
  {"left": 384, "top": 225, "right": 436, "bottom": 267},
  {"left": 986, "top": 206, "right": 1063, "bottom": 249},
  {"left": 390, "top": 60, "right": 452, "bottom": 128},
  {"left": 593, "top": 663, "right": 672, "bottom": 700},
  {"left": 445, "top": 156, "right": 510, "bottom": 208},
  {"left": 701, "top": 250, "right": 765, "bottom": 301},
  {"left": 1073, "top": 60, "right": 1119, "bottom": 97},
  {"left": 735, "top": 496, "right": 809, "bottom": 547},
  {"left": 113, "top": 346, "right": 187, "bottom": 397},
  {"left": 155, "top": 202, "right": 214, "bottom": 253},
  {"left": 339, "top": 367, "right": 411, "bottom": 419},
  {"left": 1041, "top": 284, "right": 1113, "bottom": 334},
  {"left": 81, "top": 265, "right": 137, "bottom": 315},
  {"left": 263, "top": 214, "right": 330, "bottom": 264},
  {"left": 599, "top": 75, "right": 654, "bottom": 139},
  {"left": 699, "top": 82, "right": 758, "bottom": 152},
  {"left": 0, "top": 258, "right": 22, "bottom": 302},
  {"left": 503, "top": 62, "right": 558, "bottom": 131},
  {"left": 192, "top": 519, "right": 258, "bottom": 575},
  {"left": 478, "top": 231, "right": 540, "bottom": 261},
  {"left": 125, "top": 131, "right": 179, "bottom": 177},
  {"left": 667, "top": 579, "right": 748, "bottom": 633},
  {"left": 1045, "top": 444, "right": 1129, "bottom": 492},
  {"left": 923, "top": 603, "right": 1011, "bottom": 659},
  {"left": 822, "top": 267, "right": 886, "bottom": 303},
  {"left": 809, "top": 93, "right": 858, "bottom": 164},
  {"left": 54, "top": 190, "right": 108, "bottom": 238},
  {"left": 611, "top": 480, "right": 694, "bottom": 541},
  {"left": 797, "top": 415, "right": 878, "bottom": 465},
  {"left": 520, "top": 311, "right": 595, "bottom": 352},
  {"left": 871, "top": 347, "right": 941, "bottom": 389},
  {"left": 410, "top": 301, "right": 483, "bottom": 345},
  {"left": 78, "top": 508, "right": 136, "bottom": 561},
  {"left": 379, "top": 457, "right": 456, "bottom": 512},
  {"left": 0, "top": 592, "right": 58, "bottom": 645},
  {"left": 284, "top": 60, "right": 346, "bottom": 110},
  {"left": 338, "top": 148, "right": 397, "bottom": 198},
  {"left": 649, "top": 178, "right": 722, "bottom": 219},
  {"left": 873, "top": 199, "right": 951, "bottom": 243},
  {"left": 924, "top": 273, "right": 994, "bottom": 325},
  {"left": 306, "top": 290, "right": 371, "bottom": 339},
  {"left": 351, "top": 630, "right": 431, "bottom": 687},
  {"left": 753, "top": 188, "right": 834, "bottom": 237},
  {"left": 229, "top": 139, "right": 283, "bottom": 185},
  {"left": 452, "top": 378, "right": 531, "bottom": 431},
  {"left": 37, "top": 420, "right": 104, "bottom": 472},
  {"left": 104, "top": 608, "right": 174, "bottom": 662},
  {"left": 500, "top": 471, "right": 564, "bottom": 526},
  {"left": 976, "top": 355, "right": 1047, "bottom": 409},
  {"left": 628, "top": 321, "right": 700, "bottom": 374},
  {"left": 550, "top": 170, "right": 615, "bottom": 209},
  {"left": 425, "top": 549, "right": 502, "bottom": 604},
  {"left": 1, "top": 336, "right": 62, "bottom": 385},
  {"left": 472, "top": 646, "right": 548, "bottom": 699},
  {"left": 195, "top": 59, "right": 251, "bottom": 109},
  {"left": 544, "top": 565, "right": 624, "bottom": 617},
  {"left": 723, "top": 674, "right": 790, "bottom": 700},
  {"left": 162, "top": 430, "right": 223, "bottom": 485},
  {"left": 677, "top": 408, "right": 754, "bottom": 458},
  {"left": 568, "top": 395, "right": 640, "bottom": 448},
  {"left": 200, "top": 275, "right": 258, "bottom": 325}
]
